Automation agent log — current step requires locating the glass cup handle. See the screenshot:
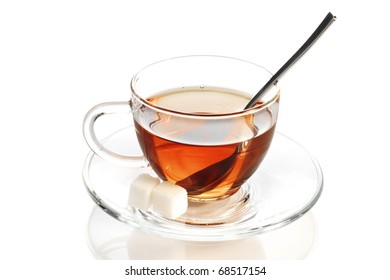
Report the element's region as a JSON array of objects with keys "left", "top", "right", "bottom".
[{"left": 83, "top": 101, "right": 145, "bottom": 167}]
